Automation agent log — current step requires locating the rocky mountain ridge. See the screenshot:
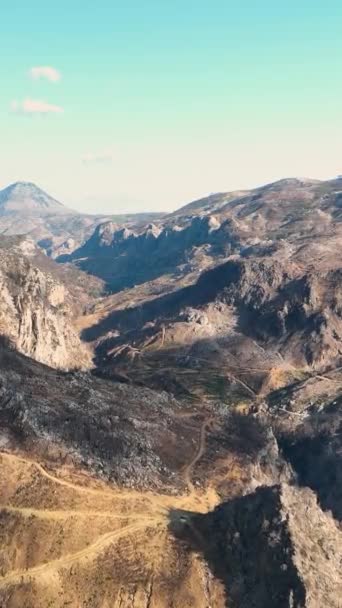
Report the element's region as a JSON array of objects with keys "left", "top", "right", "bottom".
[
  {"left": 0, "top": 176, "right": 342, "bottom": 606},
  {"left": 67, "top": 177, "right": 342, "bottom": 405},
  {"left": 0, "top": 182, "right": 164, "bottom": 259},
  {"left": 179, "top": 483, "right": 342, "bottom": 608},
  {"left": 60, "top": 176, "right": 342, "bottom": 291},
  {"left": 0, "top": 237, "right": 90, "bottom": 369}
]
